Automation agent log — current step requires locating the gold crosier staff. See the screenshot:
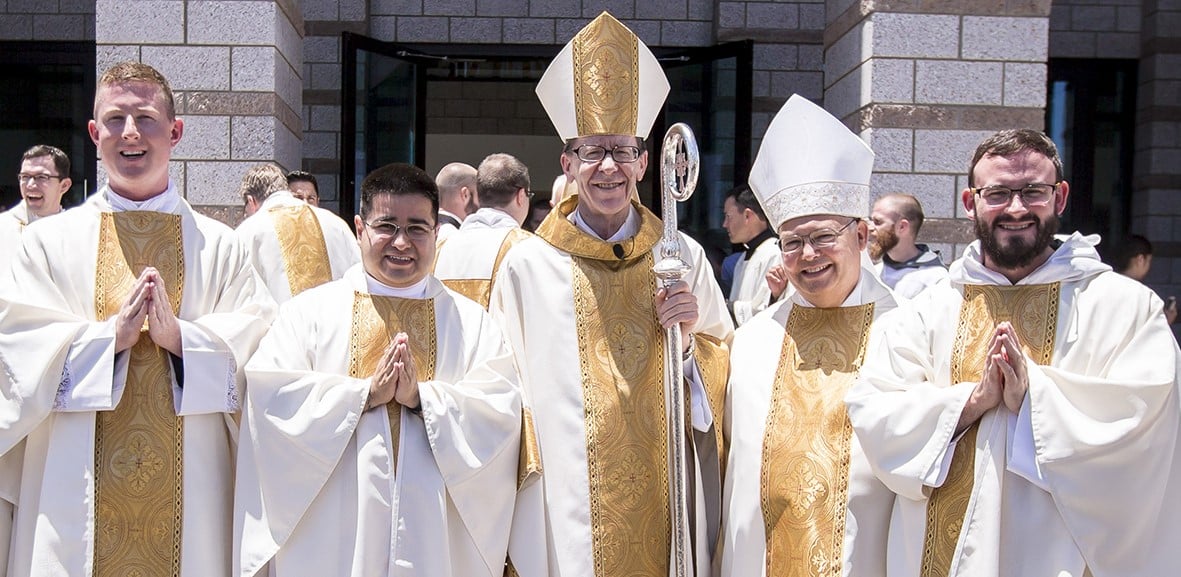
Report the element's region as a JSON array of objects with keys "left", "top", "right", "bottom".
[{"left": 652, "top": 122, "right": 700, "bottom": 577}]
